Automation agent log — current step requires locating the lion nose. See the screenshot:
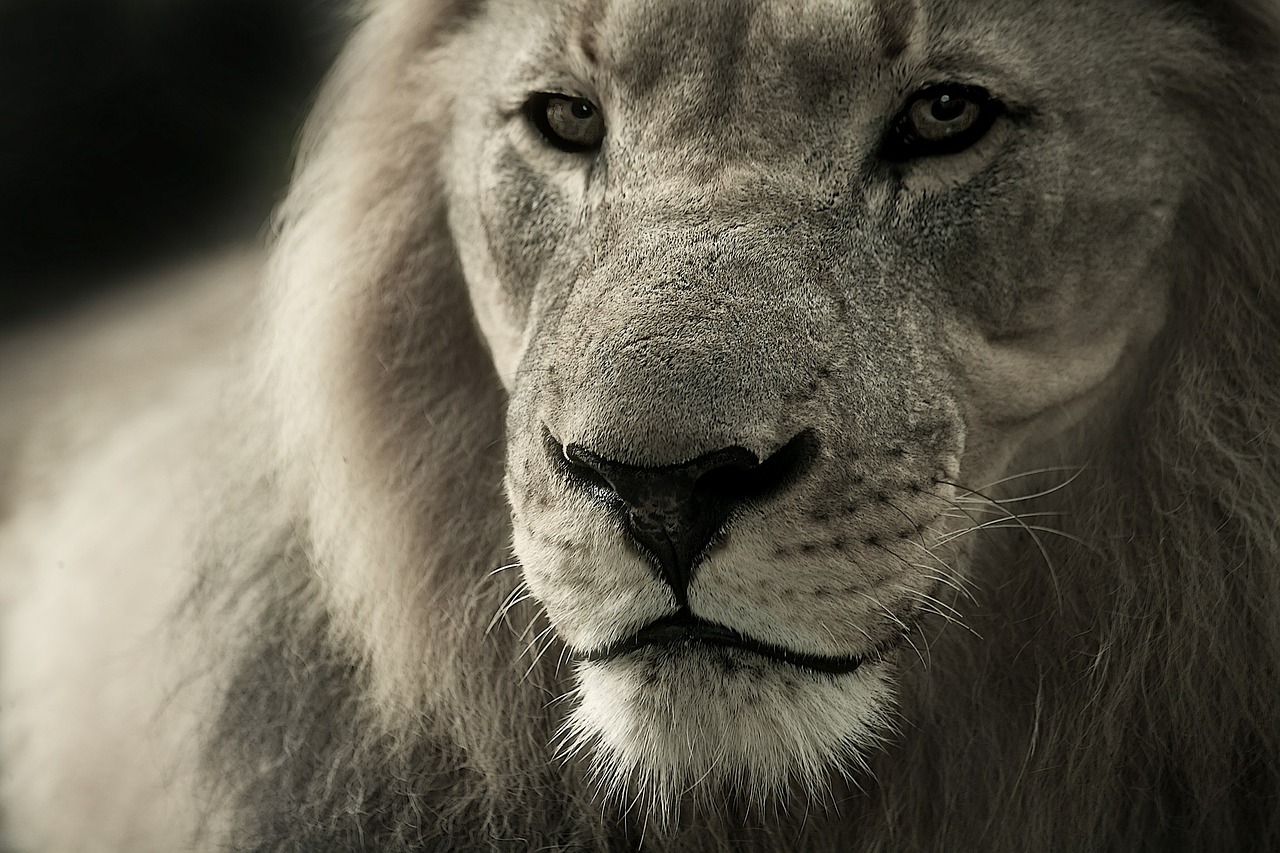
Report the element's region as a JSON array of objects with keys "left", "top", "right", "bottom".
[{"left": 556, "top": 431, "right": 817, "bottom": 600}]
